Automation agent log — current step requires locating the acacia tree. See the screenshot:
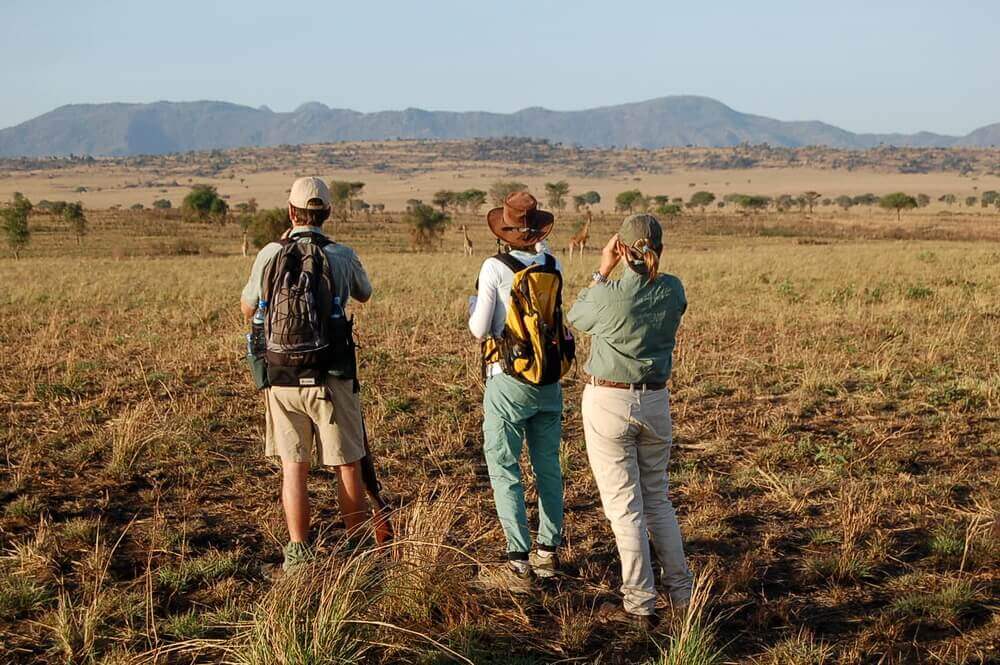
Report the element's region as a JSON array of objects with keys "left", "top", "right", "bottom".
[
  {"left": 64, "top": 202, "right": 87, "bottom": 244},
  {"left": 457, "top": 189, "right": 487, "bottom": 214},
  {"left": 916, "top": 193, "right": 931, "bottom": 208},
  {"left": 488, "top": 181, "right": 528, "bottom": 206},
  {"left": 544, "top": 181, "right": 570, "bottom": 211},
  {"left": 965, "top": 196, "right": 978, "bottom": 207},
  {"left": 573, "top": 190, "right": 601, "bottom": 212},
  {"left": 733, "top": 194, "right": 770, "bottom": 213},
  {"left": 615, "top": 189, "right": 644, "bottom": 214},
  {"left": 432, "top": 190, "right": 458, "bottom": 213},
  {"left": 803, "top": 191, "right": 822, "bottom": 214},
  {"left": 879, "top": 192, "right": 918, "bottom": 221},
  {"left": 329, "top": 181, "right": 364, "bottom": 221},
  {"left": 2, "top": 193, "right": 32, "bottom": 259},
  {"left": 406, "top": 204, "right": 450, "bottom": 250},
  {"left": 689, "top": 191, "right": 716, "bottom": 215}
]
